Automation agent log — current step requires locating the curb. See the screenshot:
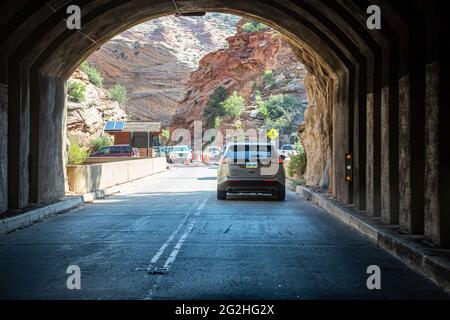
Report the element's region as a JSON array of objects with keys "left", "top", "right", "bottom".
[
  {"left": 0, "top": 196, "right": 84, "bottom": 233},
  {"left": 296, "top": 185, "right": 450, "bottom": 293}
]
